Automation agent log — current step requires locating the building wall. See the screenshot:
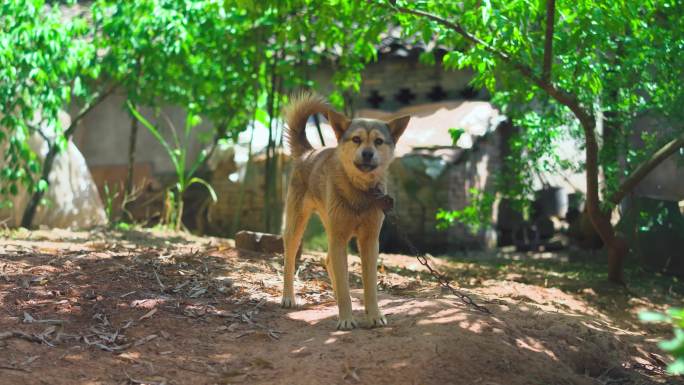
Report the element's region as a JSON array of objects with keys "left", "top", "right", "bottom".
[
  {"left": 74, "top": 55, "right": 482, "bottom": 175},
  {"left": 312, "top": 54, "right": 485, "bottom": 113},
  {"left": 203, "top": 139, "right": 503, "bottom": 253},
  {"left": 383, "top": 132, "right": 502, "bottom": 253},
  {"left": 73, "top": 90, "right": 213, "bottom": 175},
  {"left": 630, "top": 115, "right": 684, "bottom": 201},
  {"left": 64, "top": 56, "right": 683, "bottom": 246},
  {"left": 207, "top": 151, "right": 289, "bottom": 237}
]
